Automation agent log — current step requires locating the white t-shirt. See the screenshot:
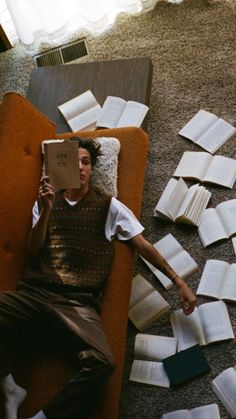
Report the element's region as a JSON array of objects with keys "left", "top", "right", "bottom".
[{"left": 32, "top": 197, "right": 144, "bottom": 242}]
